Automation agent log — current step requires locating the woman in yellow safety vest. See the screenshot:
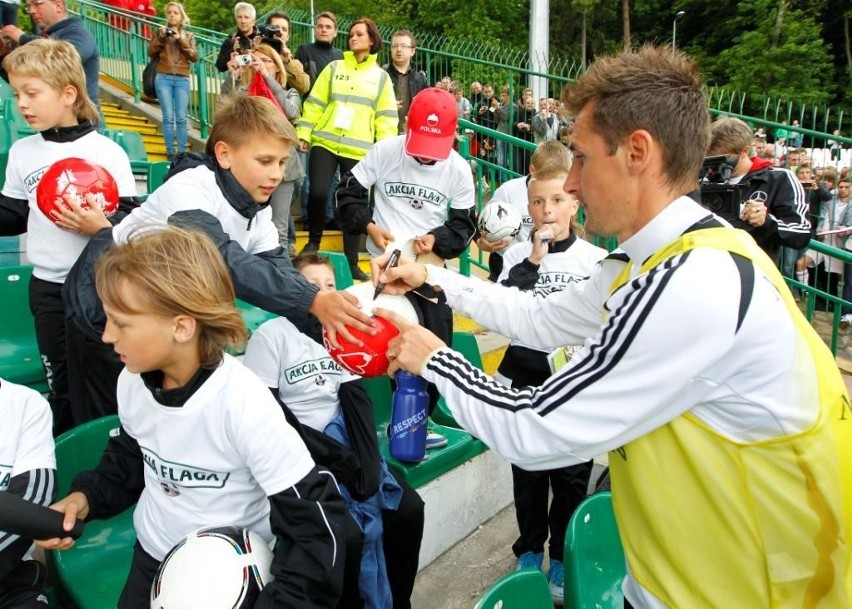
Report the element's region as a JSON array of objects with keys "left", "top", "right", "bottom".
[{"left": 296, "top": 17, "right": 398, "bottom": 280}]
